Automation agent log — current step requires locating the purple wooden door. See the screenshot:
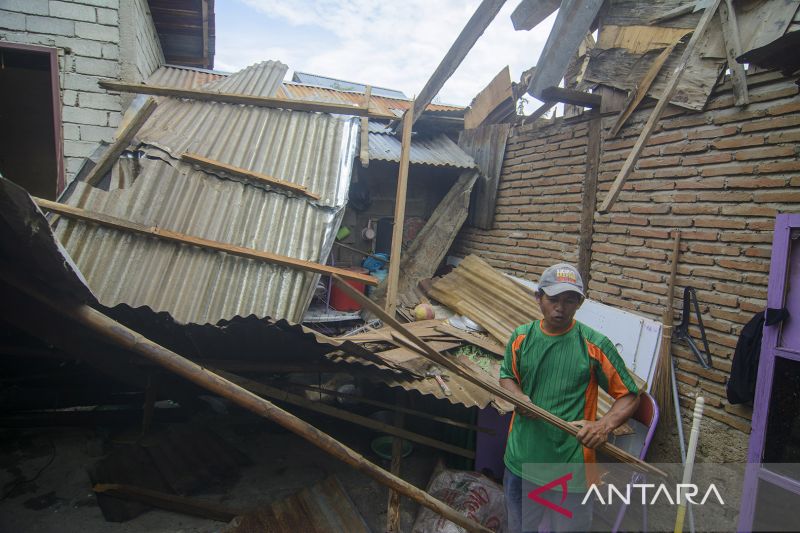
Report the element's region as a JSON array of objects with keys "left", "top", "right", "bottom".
[{"left": 738, "top": 214, "right": 800, "bottom": 532}]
